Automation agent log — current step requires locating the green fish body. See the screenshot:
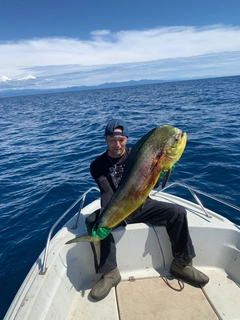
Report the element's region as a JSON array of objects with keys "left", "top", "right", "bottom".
[{"left": 66, "top": 125, "right": 187, "bottom": 265}]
